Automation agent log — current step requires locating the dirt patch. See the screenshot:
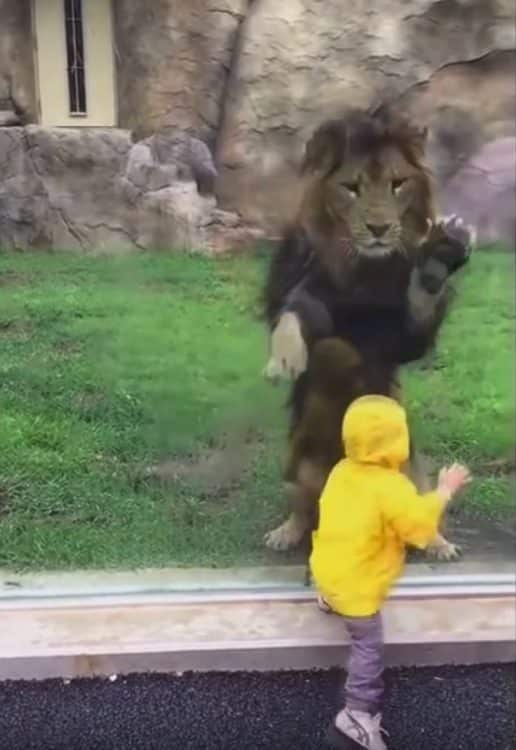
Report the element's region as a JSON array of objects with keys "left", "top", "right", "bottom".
[
  {"left": 142, "top": 428, "right": 265, "bottom": 501},
  {"left": 0, "top": 318, "right": 33, "bottom": 338},
  {"left": 0, "top": 270, "right": 31, "bottom": 287},
  {"left": 143, "top": 280, "right": 181, "bottom": 293},
  {"left": 74, "top": 391, "right": 108, "bottom": 421},
  {"left": 52, "top": 337, "right": 83, "bottom": 355},
  {"left": 478, "top": 458, "right": 515, "bottom": 476},
  {"left": 413, "top": 452, "right": 514, "bottom": 478}
]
